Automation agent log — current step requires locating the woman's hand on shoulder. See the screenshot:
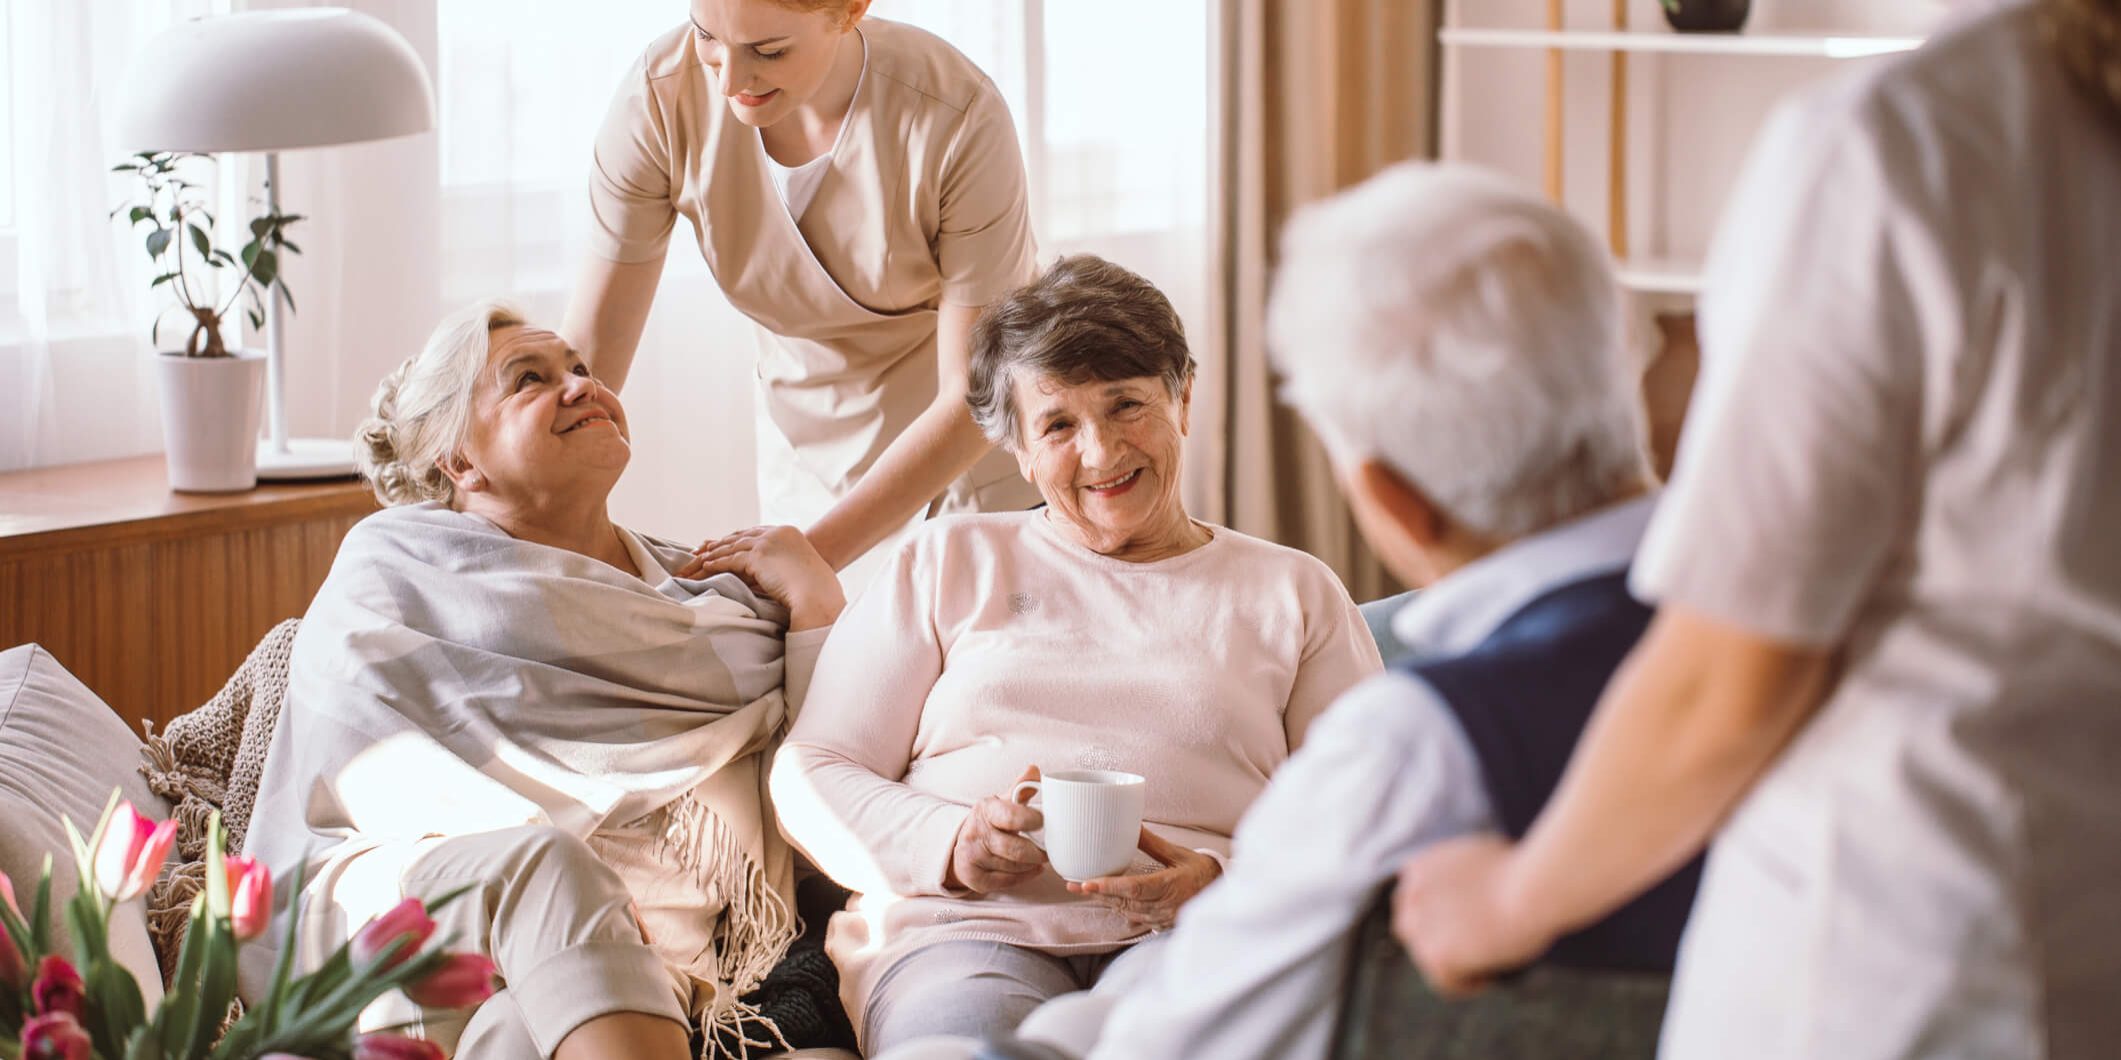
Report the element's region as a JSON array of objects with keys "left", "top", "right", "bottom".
[
  {"left": 945, "top": 766, "right": 1049, "bottom": 895},
  {"left": 1068, "top": 827, "right": 1223, "bottom": 932},
  {"left": 680, "top": 525, "right": 845, "bottom": 631}
]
